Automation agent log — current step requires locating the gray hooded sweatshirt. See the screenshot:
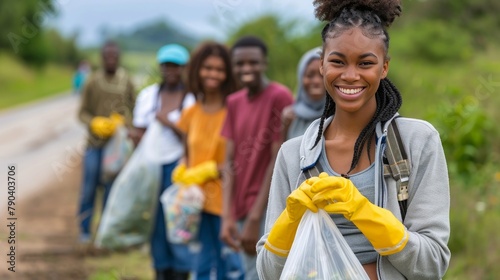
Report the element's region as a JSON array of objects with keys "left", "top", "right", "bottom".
[{"left": 256, "top": 115, "right": 451, "bottom": 279}]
